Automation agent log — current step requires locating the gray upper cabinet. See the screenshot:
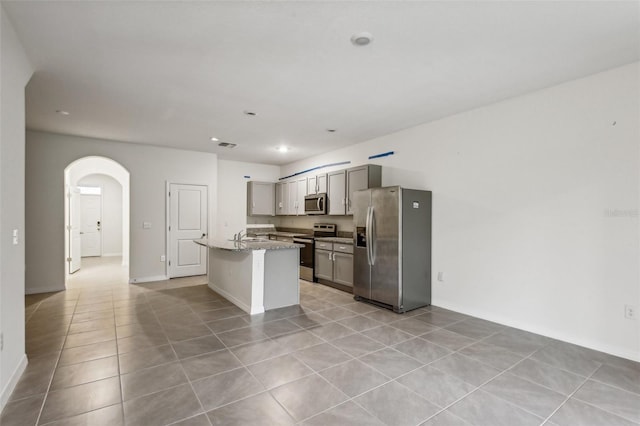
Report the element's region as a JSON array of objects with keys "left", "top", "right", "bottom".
[
  {"left": 286, "top": 178, "right": 307, "bottom": 215},
  {"left": 346, "top": 165, "right": 381, "bottom": 215},
  {"left": 307, "top": 173, "right": 327, "bottom": 195},
  {"left": 327, "top": 171, "right": 346, "bottom": 215},
  {"left": 275, "top": 181, "right": 287, "bottom": 216},
  {"left": 247, "top": 181, "right": 275, "bottom": 216},
  {"left": 275, "top": 178, "right": 306, "bottom": 216},
  {"left": 327, "top": 165, "right": 382, "bottom": 215}
]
